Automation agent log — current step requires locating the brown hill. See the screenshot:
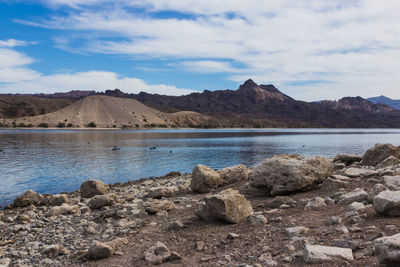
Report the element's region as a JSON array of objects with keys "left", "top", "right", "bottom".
[
  {"left": 104, "top": 79, "right": 400, "bottom": 128},
  {"left": 1, "top": 95, "right": 216, "bottom": 128},
  {"left": 0, "top": 95, "right": 74, "bottom": 118}
]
